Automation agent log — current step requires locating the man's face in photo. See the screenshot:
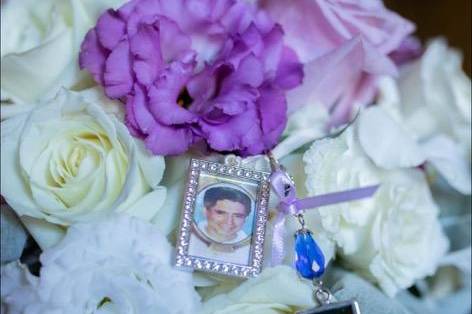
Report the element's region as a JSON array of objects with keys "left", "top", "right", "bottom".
[{"left": 205, "top": 199, "right": 248, "bottom": 242}]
